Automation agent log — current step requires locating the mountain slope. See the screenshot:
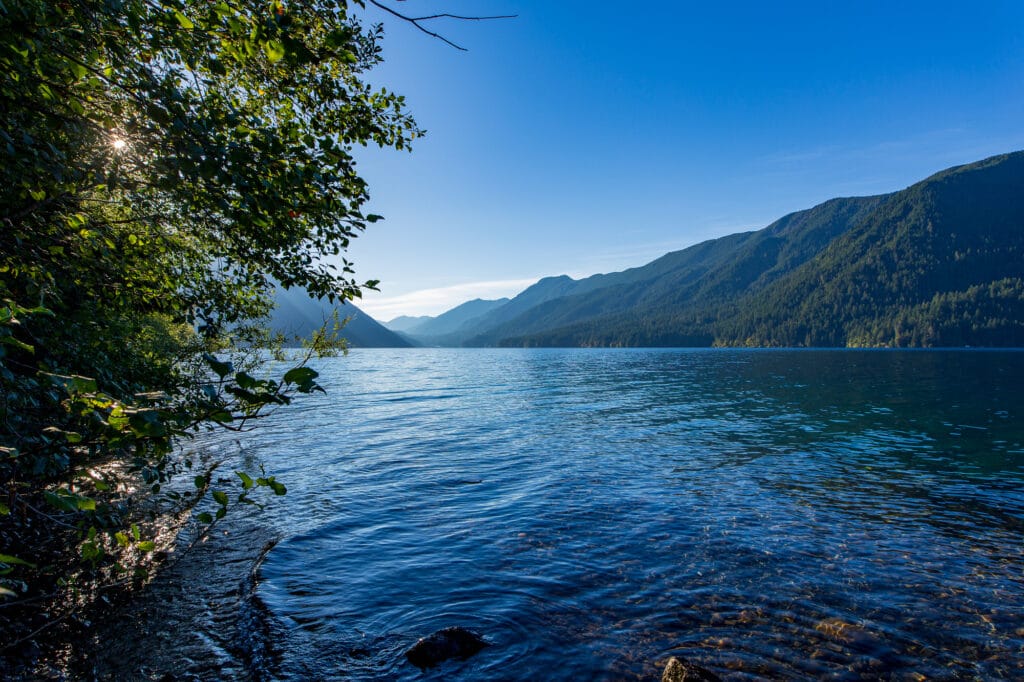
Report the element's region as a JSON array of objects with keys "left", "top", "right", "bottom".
[
  {"left": 270, "top": 287, "right": 413, "bottom": 348},
  {"left": 402, "top": 298, "right": 510, "bottom": 340},
  {"left": 385, "top": 315, "right": 432, "bottom": 333},
  {"left": 502, "top": 151, "right": 1024, "bottom": 347},
  {"left": 466, "top": 194, "right": 887, "bottom": 346},
  {"left": 722, "top": 151, "right": 1024, "bottom": 346}
]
